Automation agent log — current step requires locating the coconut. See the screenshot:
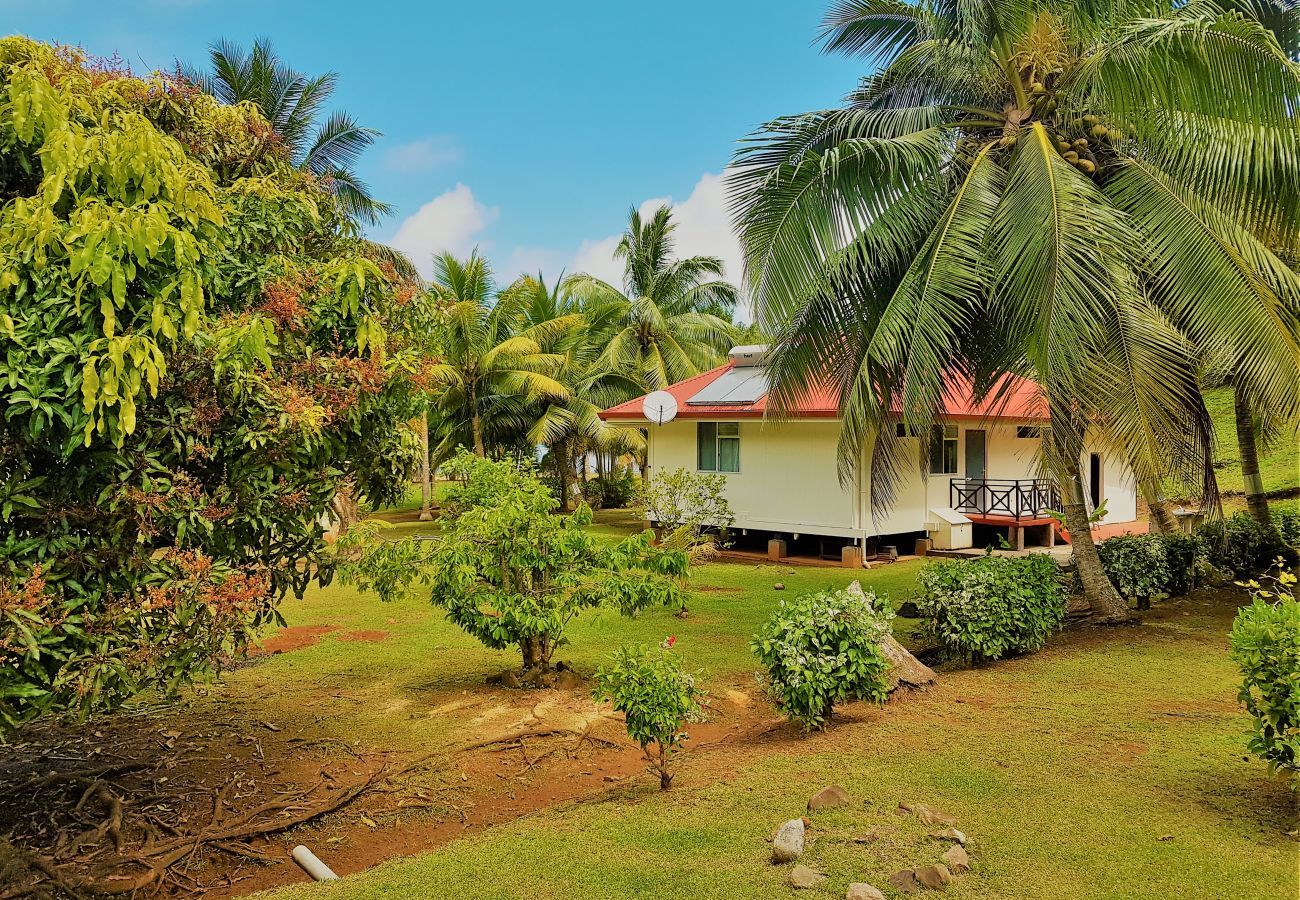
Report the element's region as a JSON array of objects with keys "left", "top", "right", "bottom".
[
  {"left": 1073, "top": 138, "right": 1089, "bottom": 149},
  {"left": 1030, "top": 81, "right": 1046, "bottom": 94},
  {"left": 1057, "top": 140, "right": 1071, "bottom": 152},
  {"left": 1091, "top": 124, "right": 1109, "bottom": 139},
  {"left": 1078, "top": 159, "right": 1097, "bottom": 174},
  {"left": 1083, "top": 114, "right": 1099, "bottom": 126},
  {"left": 1107, "top": 128, "right": 1123, "bottom": 142},
  {"left": 1063, "top": 150, "right": 1079, "bottom": 163}
]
